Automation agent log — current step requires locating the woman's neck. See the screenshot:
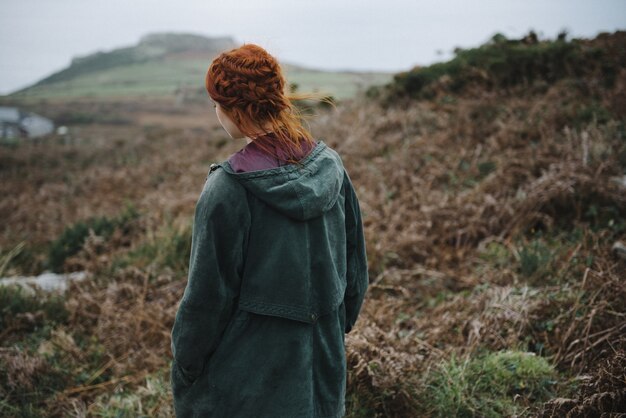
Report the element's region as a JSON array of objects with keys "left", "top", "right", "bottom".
[{"left": 246, "top": 130, "right": 275, "bottom": 144}]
